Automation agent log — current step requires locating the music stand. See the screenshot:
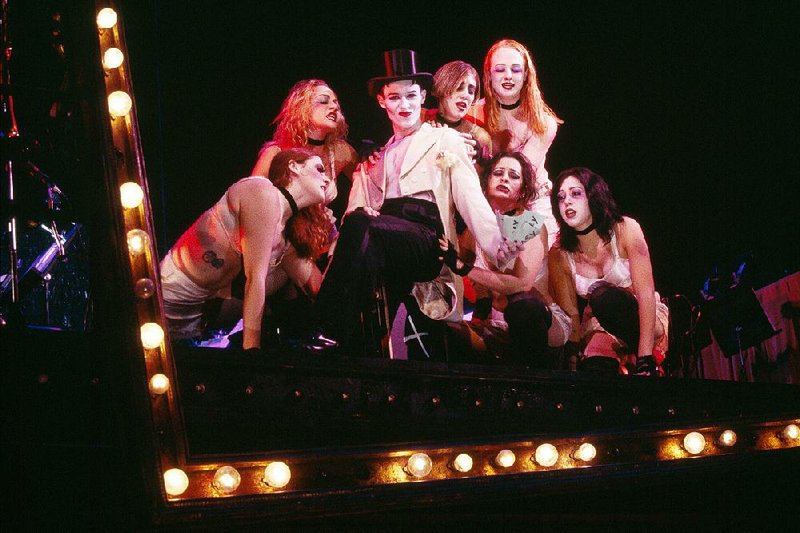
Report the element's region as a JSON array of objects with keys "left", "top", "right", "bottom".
[{"left": 701, "top": 282, "right": 779, "bottom": 380}]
